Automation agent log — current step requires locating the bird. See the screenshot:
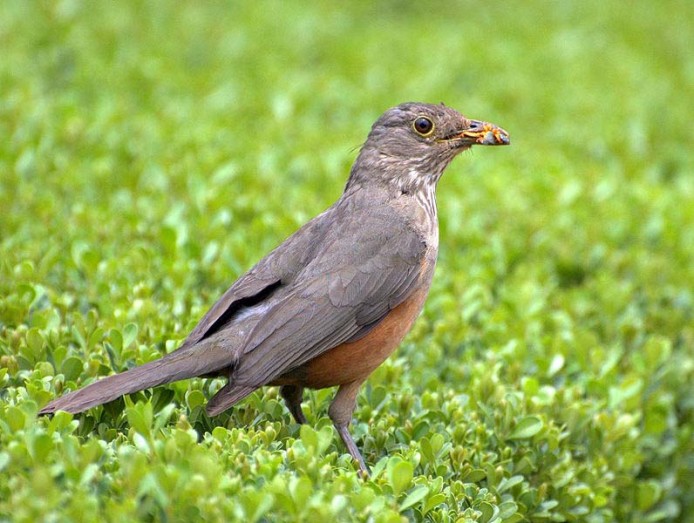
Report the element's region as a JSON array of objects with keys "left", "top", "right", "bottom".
[{"left": 39, "top": 102, "right": 509, "bottom": 475}]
